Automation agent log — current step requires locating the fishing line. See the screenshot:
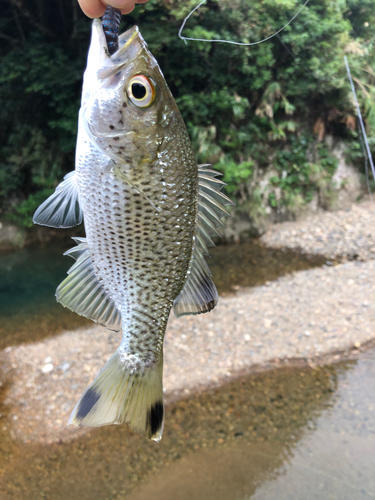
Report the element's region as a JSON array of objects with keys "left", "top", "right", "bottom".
[
  {"left": 344, "top": 56, "right": 375, "bottom": 184},
  {"left": 358, "top": 117, "right": 373, "bottom": 201},
  {"left": 113, "top": 165, "right": 161, "bottom": 212},
  {"left": 179, "top": 0, "right": 310, "bottom": 46}
]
